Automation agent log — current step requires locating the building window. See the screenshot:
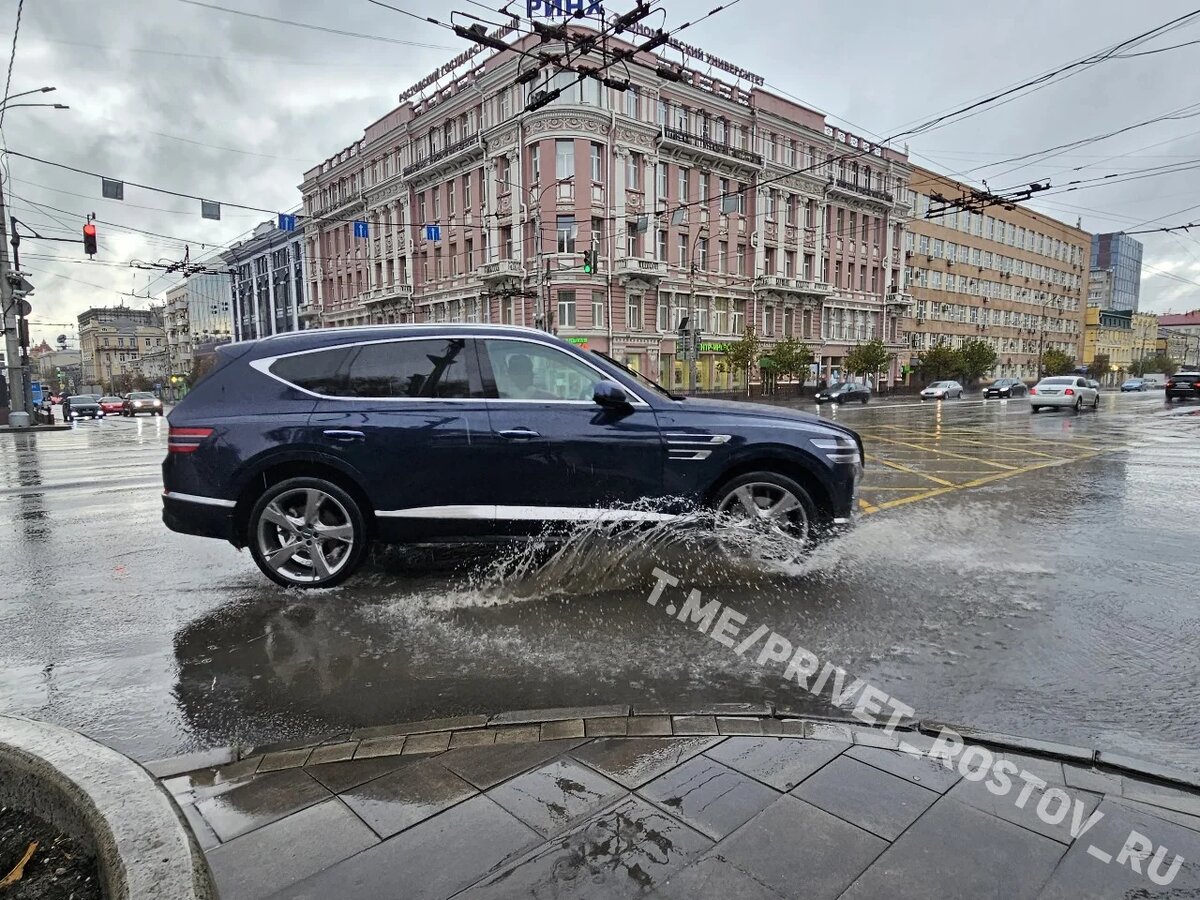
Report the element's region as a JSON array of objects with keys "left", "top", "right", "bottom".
[
  {"left": 556, "top": 216, "right": 576, "bottom": 253},
  {"left": 657, "top": 296, "right": 669, "bottom": 331},
  {"left": 656, "top": 162, "right": 668, "bottom": 199},
  {"left": 558, "top": 290, "right": 577, "bottom": 328},
  {"left": 678, "top": 167, "right": 689, "bottom": 202},
  {"left": 628, "top": 294, "right": 643, "bottom": 330},
  {"left": 448, "top": 181, "right": 455, "bottom": 215},
  {"left": 625, "top": 86, "right": 638, "bottom": 118},
  {"left": 737, "top": 244, "right": 746, "bottom": 276},
  {"left": 657, "top": 229, "right": 667, "bottom": 262},
  {"left": 718, "top": 240, "right": 728, "bottom": 274},
  {"left": 555, "top": 139, "right": 574, "bottom": 181},
  {"left": 590, "top": 143, "right": 603, "bottom": 182},
  {"left": 501, "top": 226, "right": 513, "bottom": 259},
  {"left": 762, "top": 304, "right": 775, "bottom": 336},
  {"left": 656, "top": 98, "right": 667, "bottom": 125},
  {"left": 678, "top": 233, "right": 688, "bottom": 268},
  {"left": 463, "top": 173, "right": 472, "bottom": 209},
  {"left": 626, "top": 152, "right": 640, "bottom": 190},
  {"left": 696, "top": 237, "right": 708, "bottom": 270},
  {"left": 592, "top": 291, "right": 605, "bottom": 328}
]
